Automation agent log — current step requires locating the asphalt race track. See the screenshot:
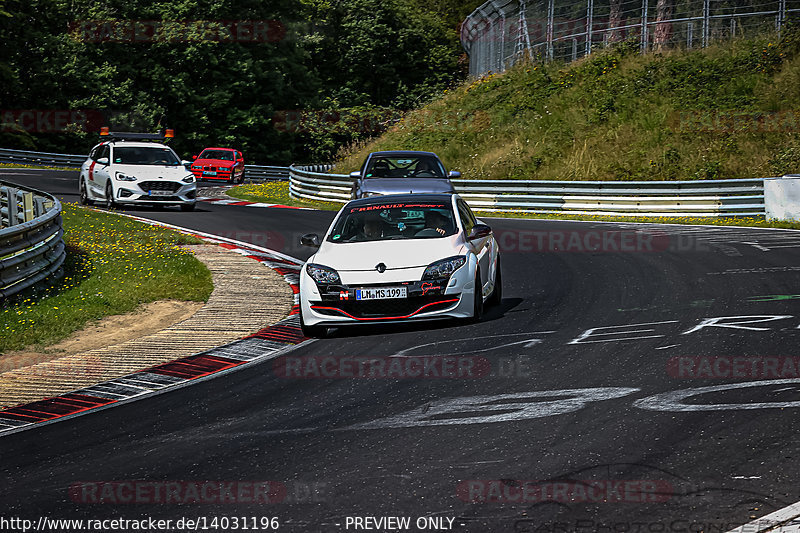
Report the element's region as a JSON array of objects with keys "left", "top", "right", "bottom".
[{"left": 1, "top": 168, "right": 800, "bottom": 532}]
